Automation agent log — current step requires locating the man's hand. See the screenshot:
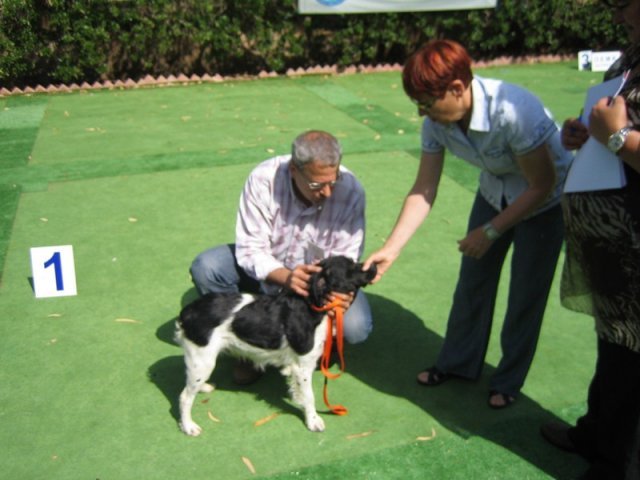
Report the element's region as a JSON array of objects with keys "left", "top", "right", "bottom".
[
  {"left": 285, "top": 264, "right": 322, "bottom": 297},
  {"left": 326, "top": 291, "right": 354, "bottom": 311}
]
